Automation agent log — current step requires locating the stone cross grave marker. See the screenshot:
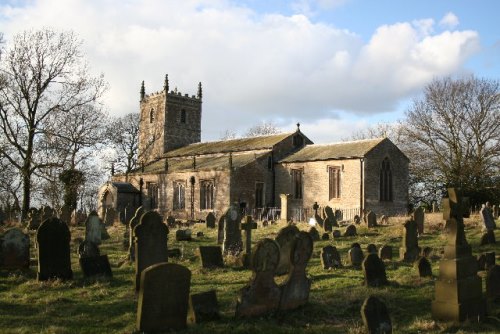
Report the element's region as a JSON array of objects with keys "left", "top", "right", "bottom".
[
  {"left": 206, "top": 212, "right": 216, "bottom": 229},
  {"left": 275, "top": 225, "right": 300, "bottom": 275},
  {"left": 36, "top": 217, "right": 73, "bottom": 281},
  {"left": 85, "top": 211, "right": 102, "bottom": 245},
  {"left": 134, "top": 211, "right": 169, "bottom": 291},
  {"left": 128, "top": 206, "right": 145, "bottom": 261},
  {"left": 223, "top": 204, "right": 243, "bottom": 255},
  {"left": 362, "top": 253, "right": 388, "bottom": 287},
  {"left": 279, "top": 231, "right": 313, "bottom": 311},
  {"left": 235, "top": 238, "right": 281, "bottom": 318},
  {"left": 188, "top": 290, "right": 220, "bottom": 323},
  {"left": 312, "top": 202, "right": 324, "bottom": 228},
  {"left": 199, "top": 246, "right": 224, "bottom": 269},
  {"left": 1, "top": 228, "right": 30, "bottom": 269},
  {"left": 415, "top": 256, "right": 432, "bottom": 277},
  {"left": 432, "top": 188, "right": 485, "bottom": 322},
  {"left": 399, "top": 219, "right": 420, "bottom": 262},
  {"left": 367, "top": 211, "right": 377, "bottom": 228},
  {"left": 413, "top": 207, "right": 425, "bottom": 235},
  {"left": 136, "top": 262, "right": 191, "bottom": 332},
  {"left": 321, "top": 245, "right": 342, "bottom": 269},
  {"left": 361, "top": 296, "right": 392, "bottom": 334},
  {"left": 241, "top": 215, "right": 258, "bottom": 268}
]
